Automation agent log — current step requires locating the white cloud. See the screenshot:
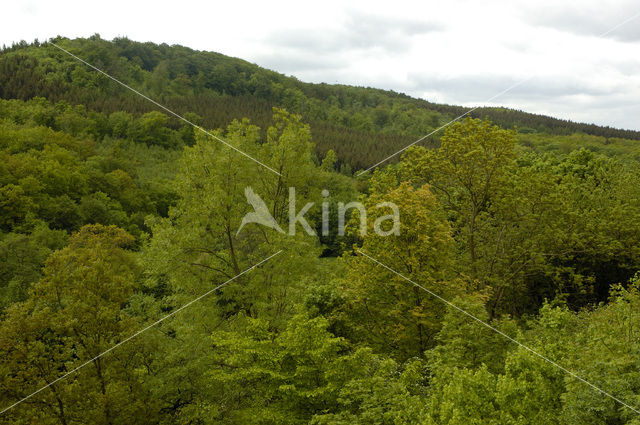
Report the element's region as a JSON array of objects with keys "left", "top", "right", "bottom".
[{"left": 2, "top": 0, "right": 639, "bottom": 130}]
